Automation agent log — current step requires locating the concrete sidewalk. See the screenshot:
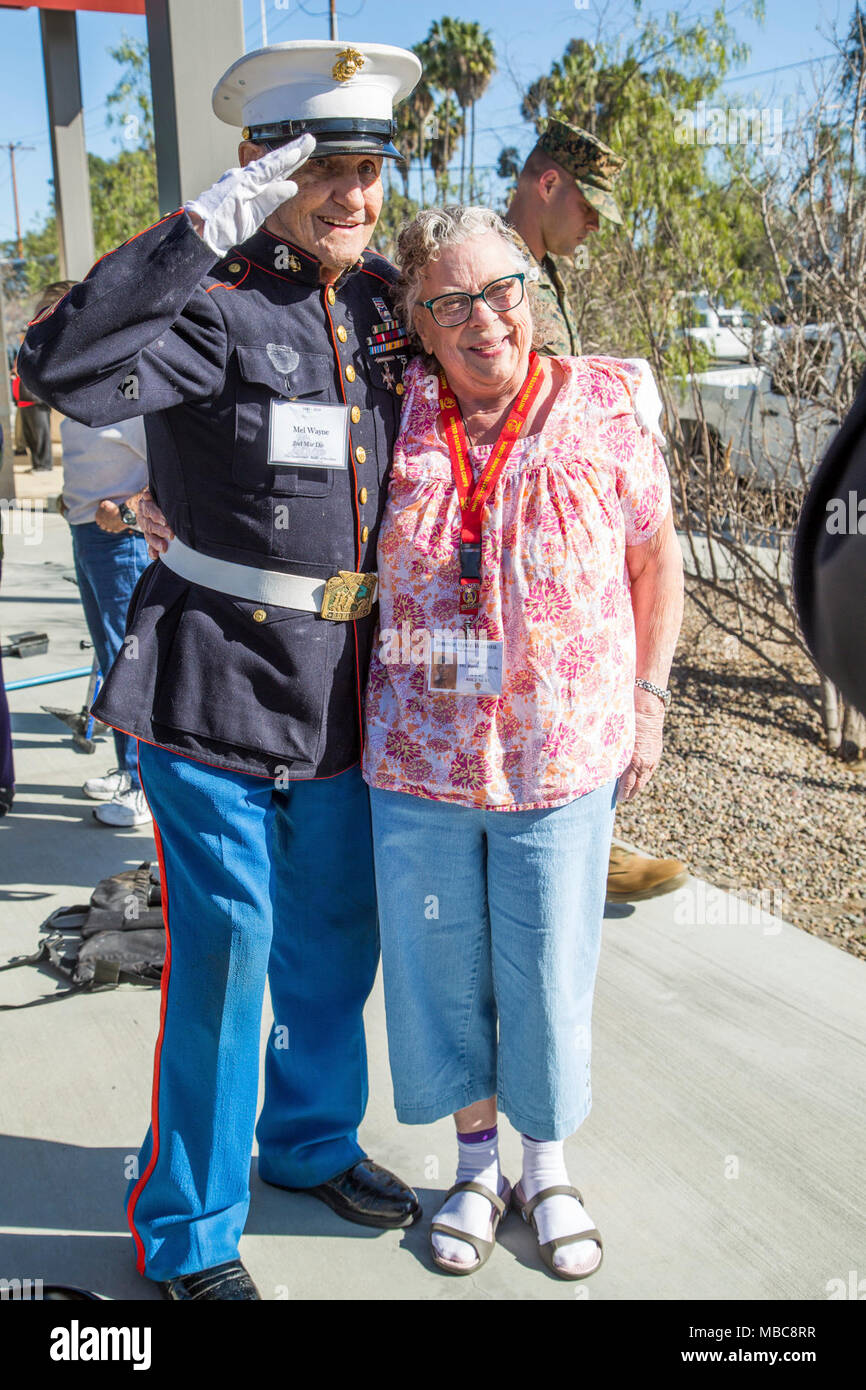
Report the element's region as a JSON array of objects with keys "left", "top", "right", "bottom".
[{"left": 1, "top": 516, "right": 864, "bottom": 1301}]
